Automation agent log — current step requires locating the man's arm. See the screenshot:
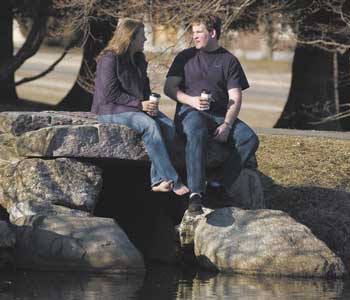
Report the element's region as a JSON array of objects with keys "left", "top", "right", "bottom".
[
  {"left": 164, "top": 76, "right": 209, "bottom": 110},
  {"left": 224, "top": 88, "right": 242, "bottom": 126},
  {"left": 213, "top": 87, "right": 242, "bottom": 143}
]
